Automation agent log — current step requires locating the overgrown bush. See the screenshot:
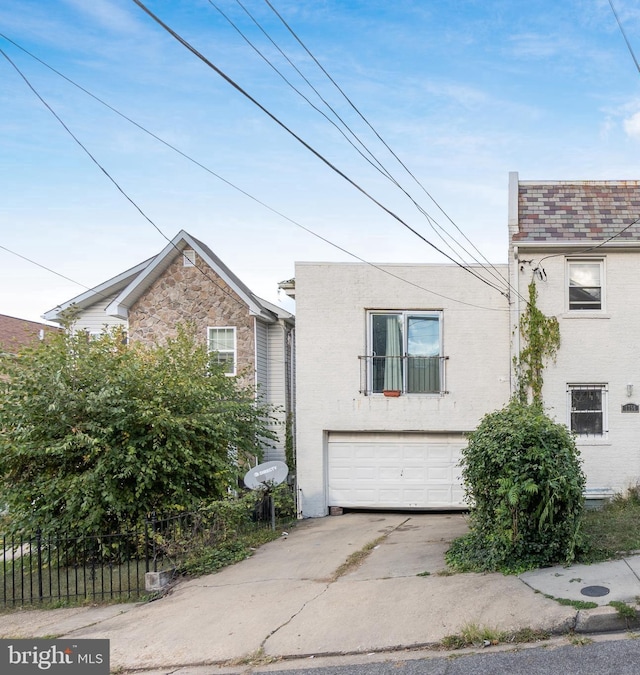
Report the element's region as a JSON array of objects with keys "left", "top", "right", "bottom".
[
  {"left": 446, "top": 400, "right": 585, "bottom": 573},
  {"left": 0, "top": 325, "right": 277, "bottom": 537},
  {"left": 150, "top": 489, "right": 297, "bottom": 577}
]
